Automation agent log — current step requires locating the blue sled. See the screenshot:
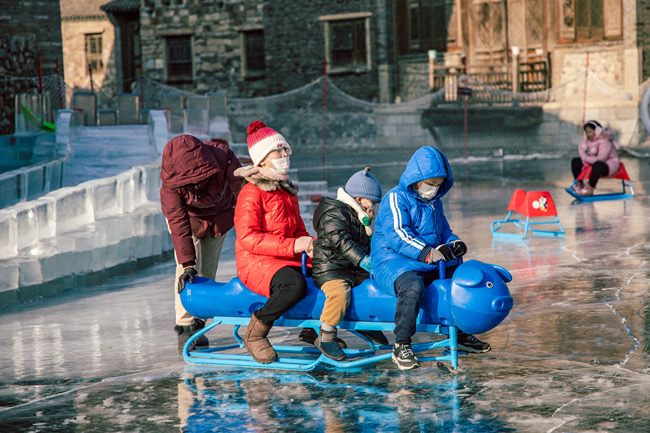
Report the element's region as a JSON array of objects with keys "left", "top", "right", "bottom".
[
  {"left": 180, "top": 257, "right": 513, "bottom": 371},
  {"left": 565, "top": 181, "right": 634, "bottom": 202}
]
